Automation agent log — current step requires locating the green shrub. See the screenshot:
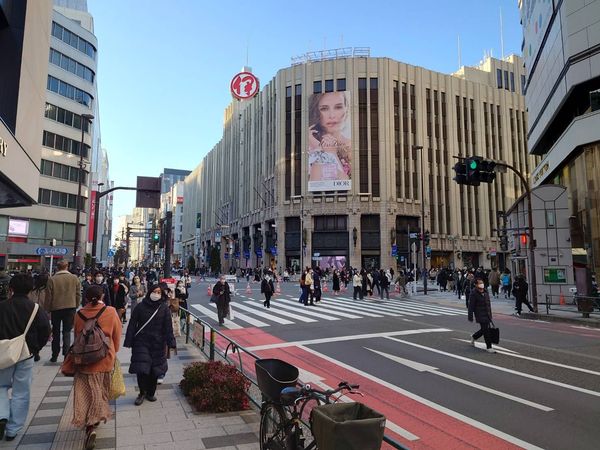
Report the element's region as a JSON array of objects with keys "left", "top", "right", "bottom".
[{"left": 180, "top": 361, "right": 250, "bottom": 413}]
